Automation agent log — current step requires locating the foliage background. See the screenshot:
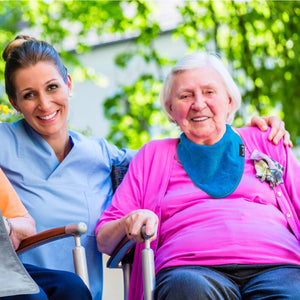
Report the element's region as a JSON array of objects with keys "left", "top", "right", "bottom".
[{"left": 1, "top": 0, "right": 299, "bottom": 149}]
